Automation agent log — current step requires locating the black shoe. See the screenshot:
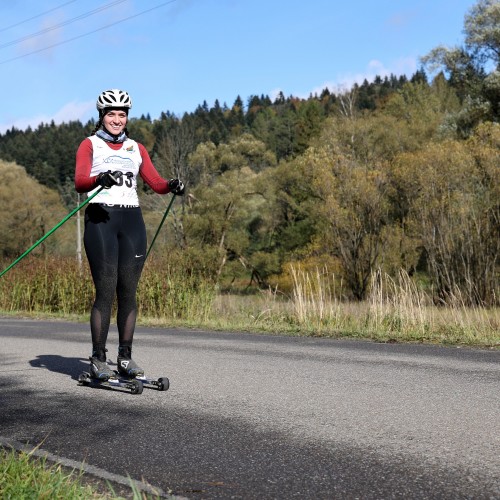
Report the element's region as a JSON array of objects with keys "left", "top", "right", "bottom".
[
  {"left": 117, "top": 346, "right": 144, "bottom": 377},
  {"left": 89, "top": 357, "right": 114, "bottom": 380}
]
